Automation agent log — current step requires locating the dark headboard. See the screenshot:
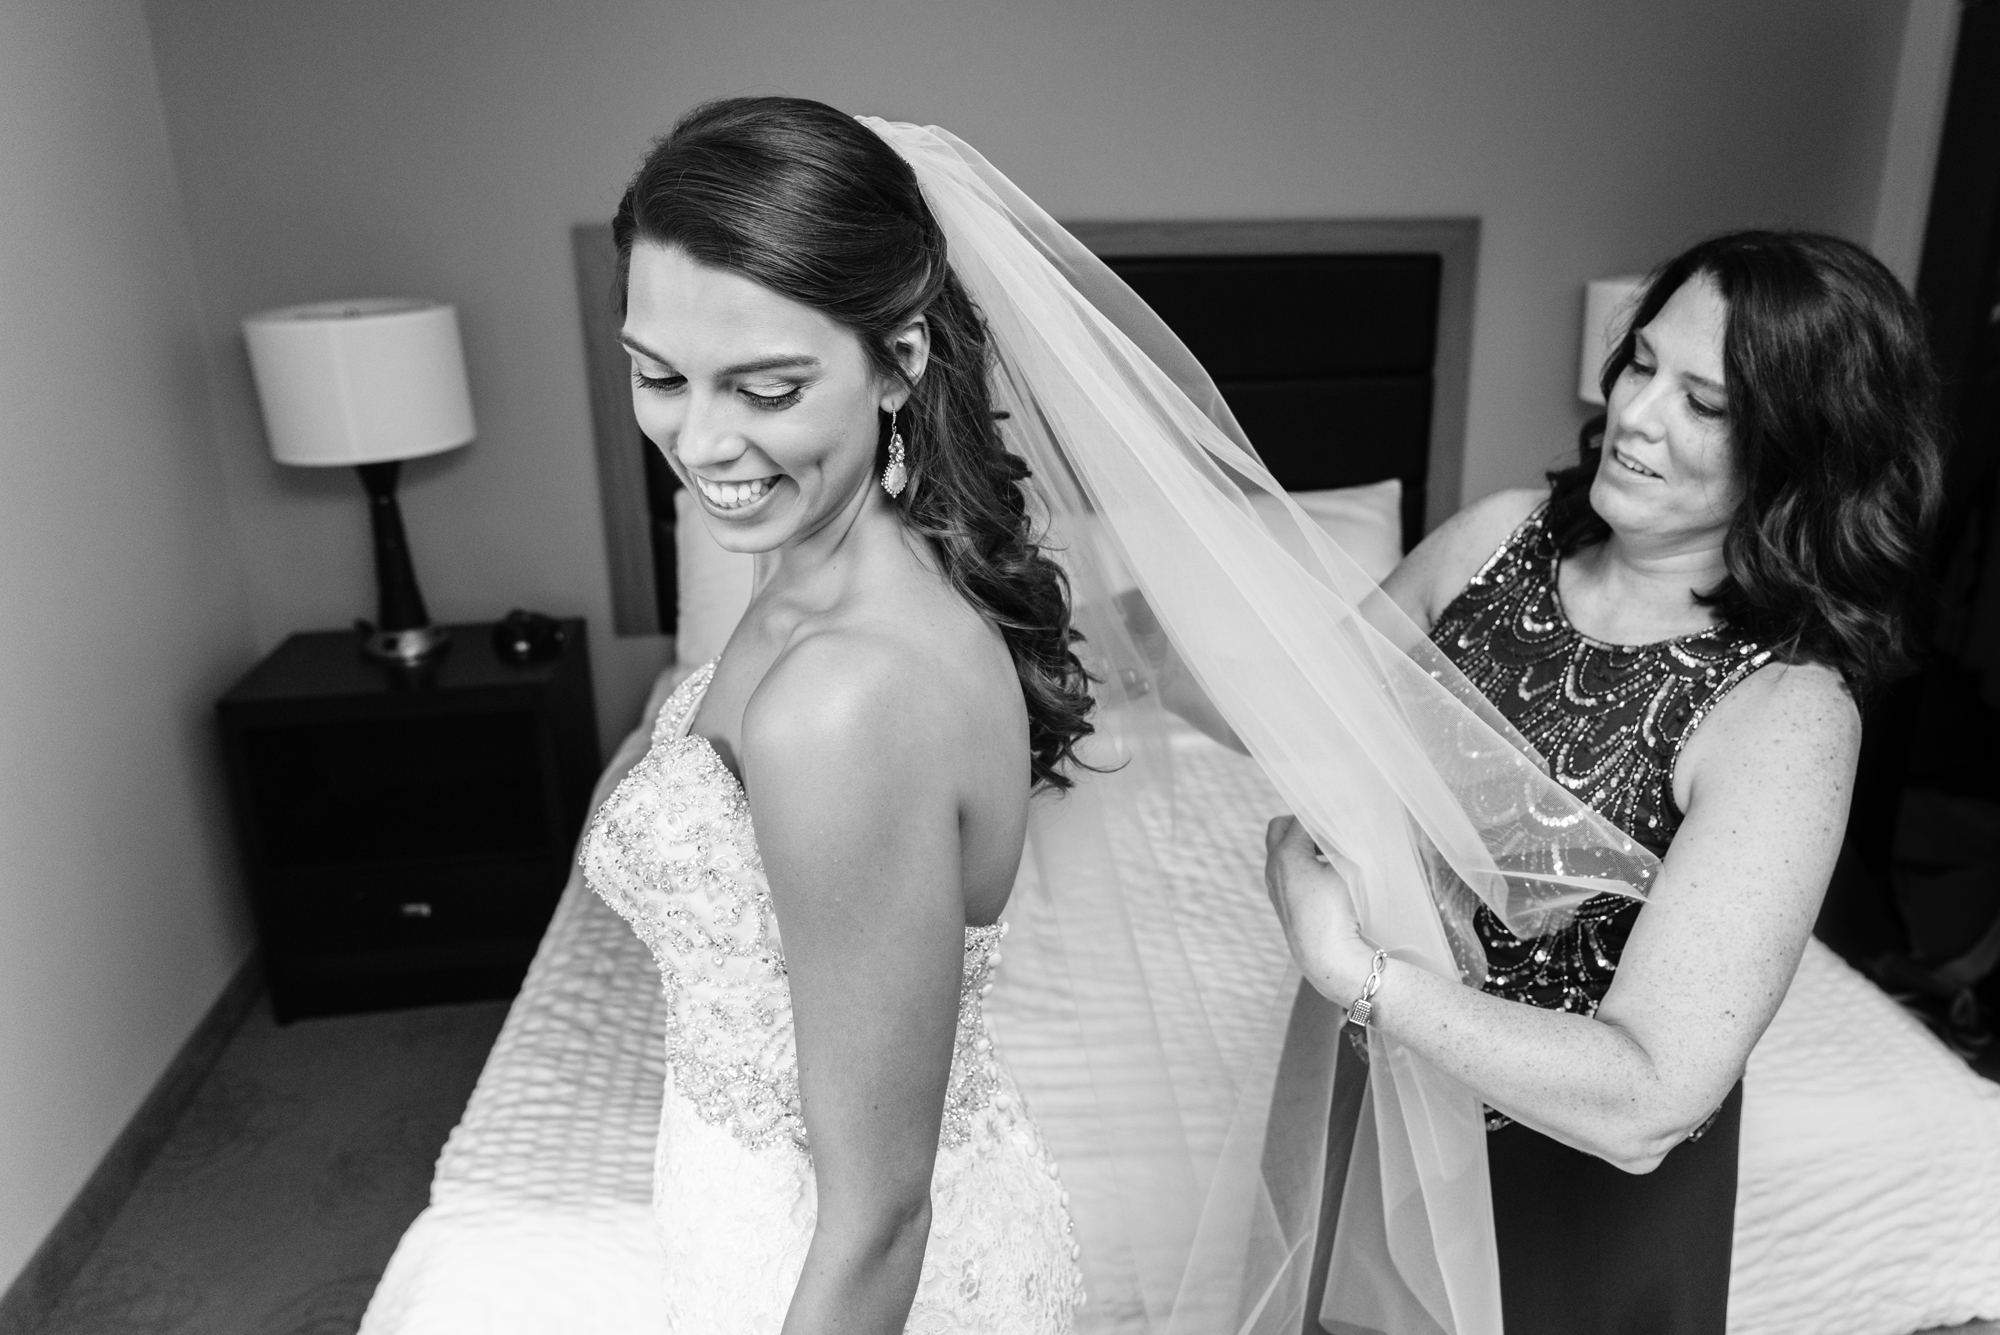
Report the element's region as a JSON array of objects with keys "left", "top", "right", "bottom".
[
  {"left": 1100, "top": 253, "right": 1438, "bottom": 544},
  {"left": 576, "top": 218, "right": 1479, "bottom": 638},
  {"left": 1071, "top": 220, "right": 1477, "bottom": 551}
]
